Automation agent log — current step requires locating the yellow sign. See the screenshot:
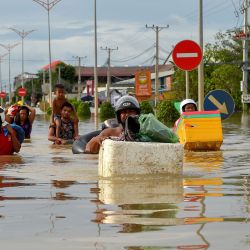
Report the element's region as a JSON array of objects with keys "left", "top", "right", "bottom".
[{"left": 135, "top": 70, "right": 152, "bottom": 97}]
